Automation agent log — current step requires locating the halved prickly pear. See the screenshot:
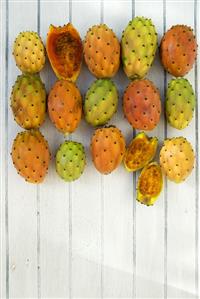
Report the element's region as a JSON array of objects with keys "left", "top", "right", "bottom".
[
  {"left": 124, "top": 132, "right": 158, "bottom": 172},
  {"left": 137, "top": 162, "right": 163, "bottom": 206},
  {"left": 46, "top": 23, "right": 83, "bottom": 82}
]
